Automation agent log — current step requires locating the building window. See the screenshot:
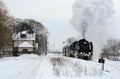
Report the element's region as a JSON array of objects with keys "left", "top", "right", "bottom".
[{"left": 21, "top": 34, "right": 26, "bottom": 38}]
